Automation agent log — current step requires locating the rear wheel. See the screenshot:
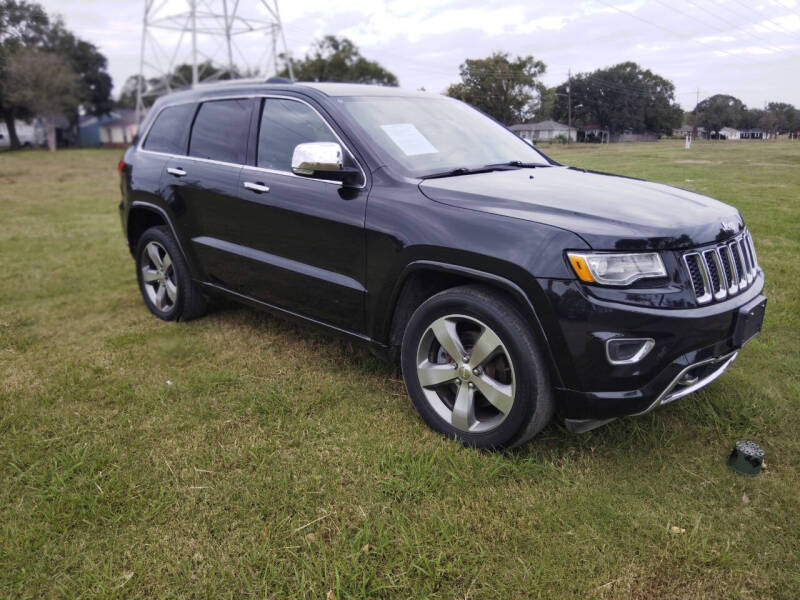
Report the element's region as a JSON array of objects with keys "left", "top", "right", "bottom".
[
  {"left": 401, "top": 285, "right": 553, "bottom": 448},
  {"left": 135, "top": 226, "right": 206, "bottom": 321}
]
